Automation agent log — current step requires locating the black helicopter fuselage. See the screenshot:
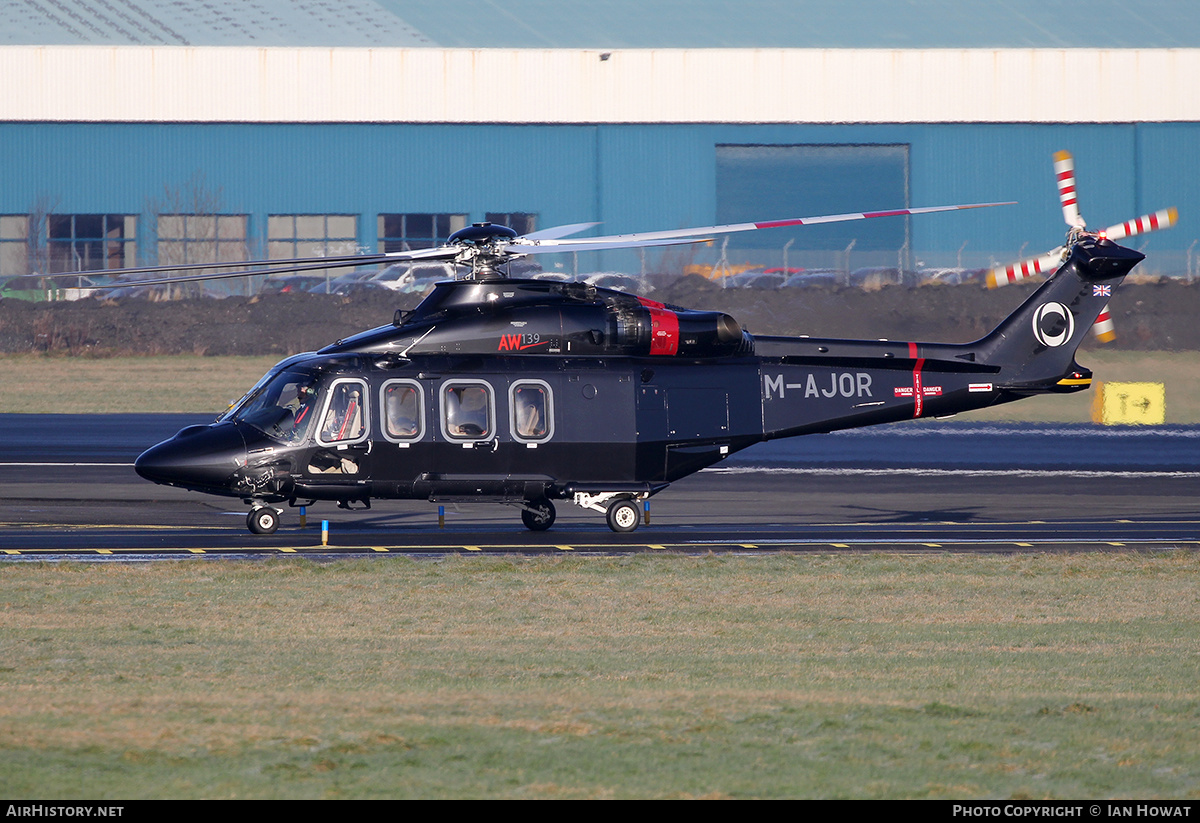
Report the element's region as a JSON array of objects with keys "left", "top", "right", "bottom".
[{"left": 134, "top": 237, "right": 1144, "bottom": 533}]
